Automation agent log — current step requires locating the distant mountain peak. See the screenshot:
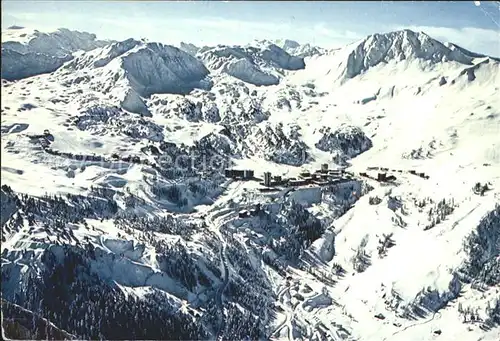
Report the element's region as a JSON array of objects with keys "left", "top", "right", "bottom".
[
  {"left": 340, "top": 28, "right": 484, "bottom": 79},
  {"left": 282, "top": 39, "right": 300, "bottom": 50},
  {"left": 1, "top": 27, "right": 111, "bottom": 80},
  {"left": 179, "top": 42, "right": 200, "bottom": 56},
  {"left": 197, "top": 43, "right": 305, "bottom": 86},
  {"left": 272, "top": 38, "right": 324, "bottom": 58}
]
